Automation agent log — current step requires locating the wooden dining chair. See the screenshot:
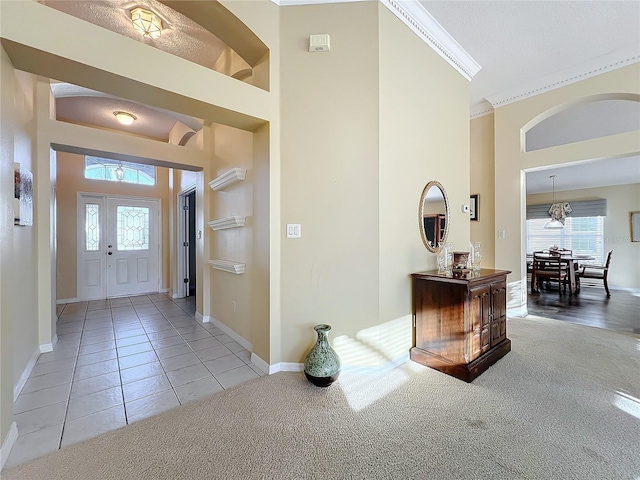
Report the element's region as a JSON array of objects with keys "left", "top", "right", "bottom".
[
  {"left": 532, "top": 252, "right": 568, "bottom": 296},
  {"left": 578, "top": 250, "right": 613, "bottom": 297}
]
